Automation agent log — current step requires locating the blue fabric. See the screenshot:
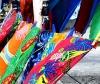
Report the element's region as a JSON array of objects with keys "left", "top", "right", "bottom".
[
  {"left": 20, "top": 31, "right": 54, "bottom": 83},
  {"left": 67, "top": 27, "right": 75, "bottom": 38},
  {"left": 50, "top": 0, "right": 80, "bottom": 32},
  {"left": 52, "top": 24, "right": 56, "bottom": 33},
  {"left": 2, "top": 0, "right": 9, "bottom": 3},
  {"left": 49, "top": 0, "right": 60, "bottom": 10}
]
